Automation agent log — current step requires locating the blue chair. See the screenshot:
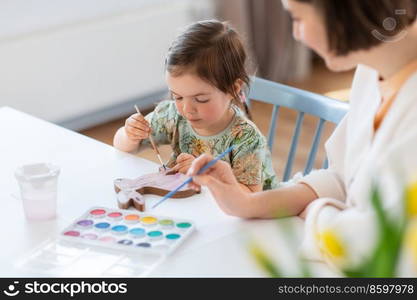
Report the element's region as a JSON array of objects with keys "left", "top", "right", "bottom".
[{"left": 247, "top": 76, "right": 349, "bottom": 181}]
